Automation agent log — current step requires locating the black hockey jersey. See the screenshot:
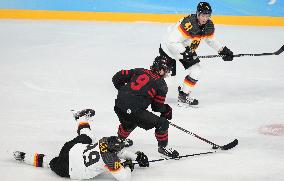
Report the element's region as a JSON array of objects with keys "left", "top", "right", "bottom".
[{"left": 112, "top": 68, "right": 168, "bottom": 113}]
